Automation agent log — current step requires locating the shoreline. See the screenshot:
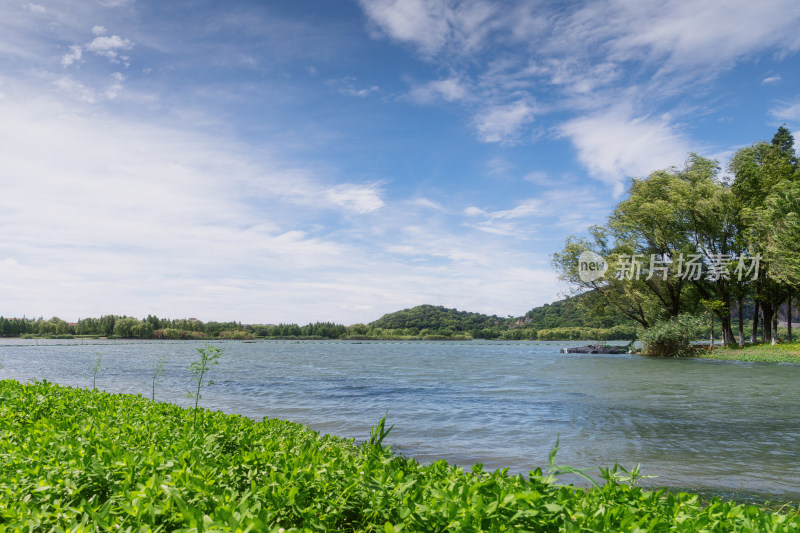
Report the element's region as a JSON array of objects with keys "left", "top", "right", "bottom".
[{"left": 4, "top": 336, "right": 800, "bottom": 363}]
